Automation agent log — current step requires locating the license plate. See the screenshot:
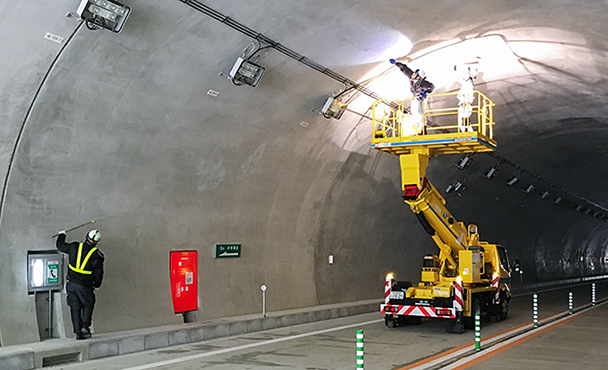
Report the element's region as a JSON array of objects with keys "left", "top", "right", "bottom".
[{"left": 389, "top": 291, "right": 404, "bottom": 300}]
